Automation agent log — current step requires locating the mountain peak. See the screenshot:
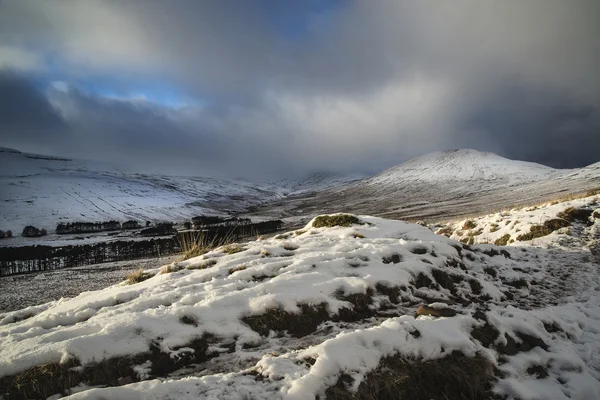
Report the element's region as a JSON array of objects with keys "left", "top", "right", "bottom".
[{"left": 367, "top": 149, "right": 557, "bottom": 186}]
